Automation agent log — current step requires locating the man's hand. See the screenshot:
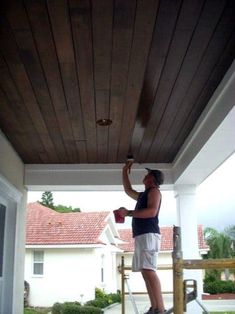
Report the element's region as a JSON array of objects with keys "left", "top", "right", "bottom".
[
  {"left": 123, "top": 160, "right": 133, "bottom": 174},
  {"left": 118, "top": 207, "right": 130, "bottom": 217}
]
